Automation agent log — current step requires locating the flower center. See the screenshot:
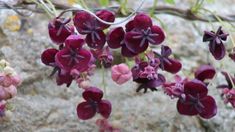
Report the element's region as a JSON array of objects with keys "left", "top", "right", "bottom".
[
  {"left": 62, "top": 49, "right": 85, "bottom": 66},
  {"left": 188, "top": 94, "right": 205, "bottom": 113}
]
